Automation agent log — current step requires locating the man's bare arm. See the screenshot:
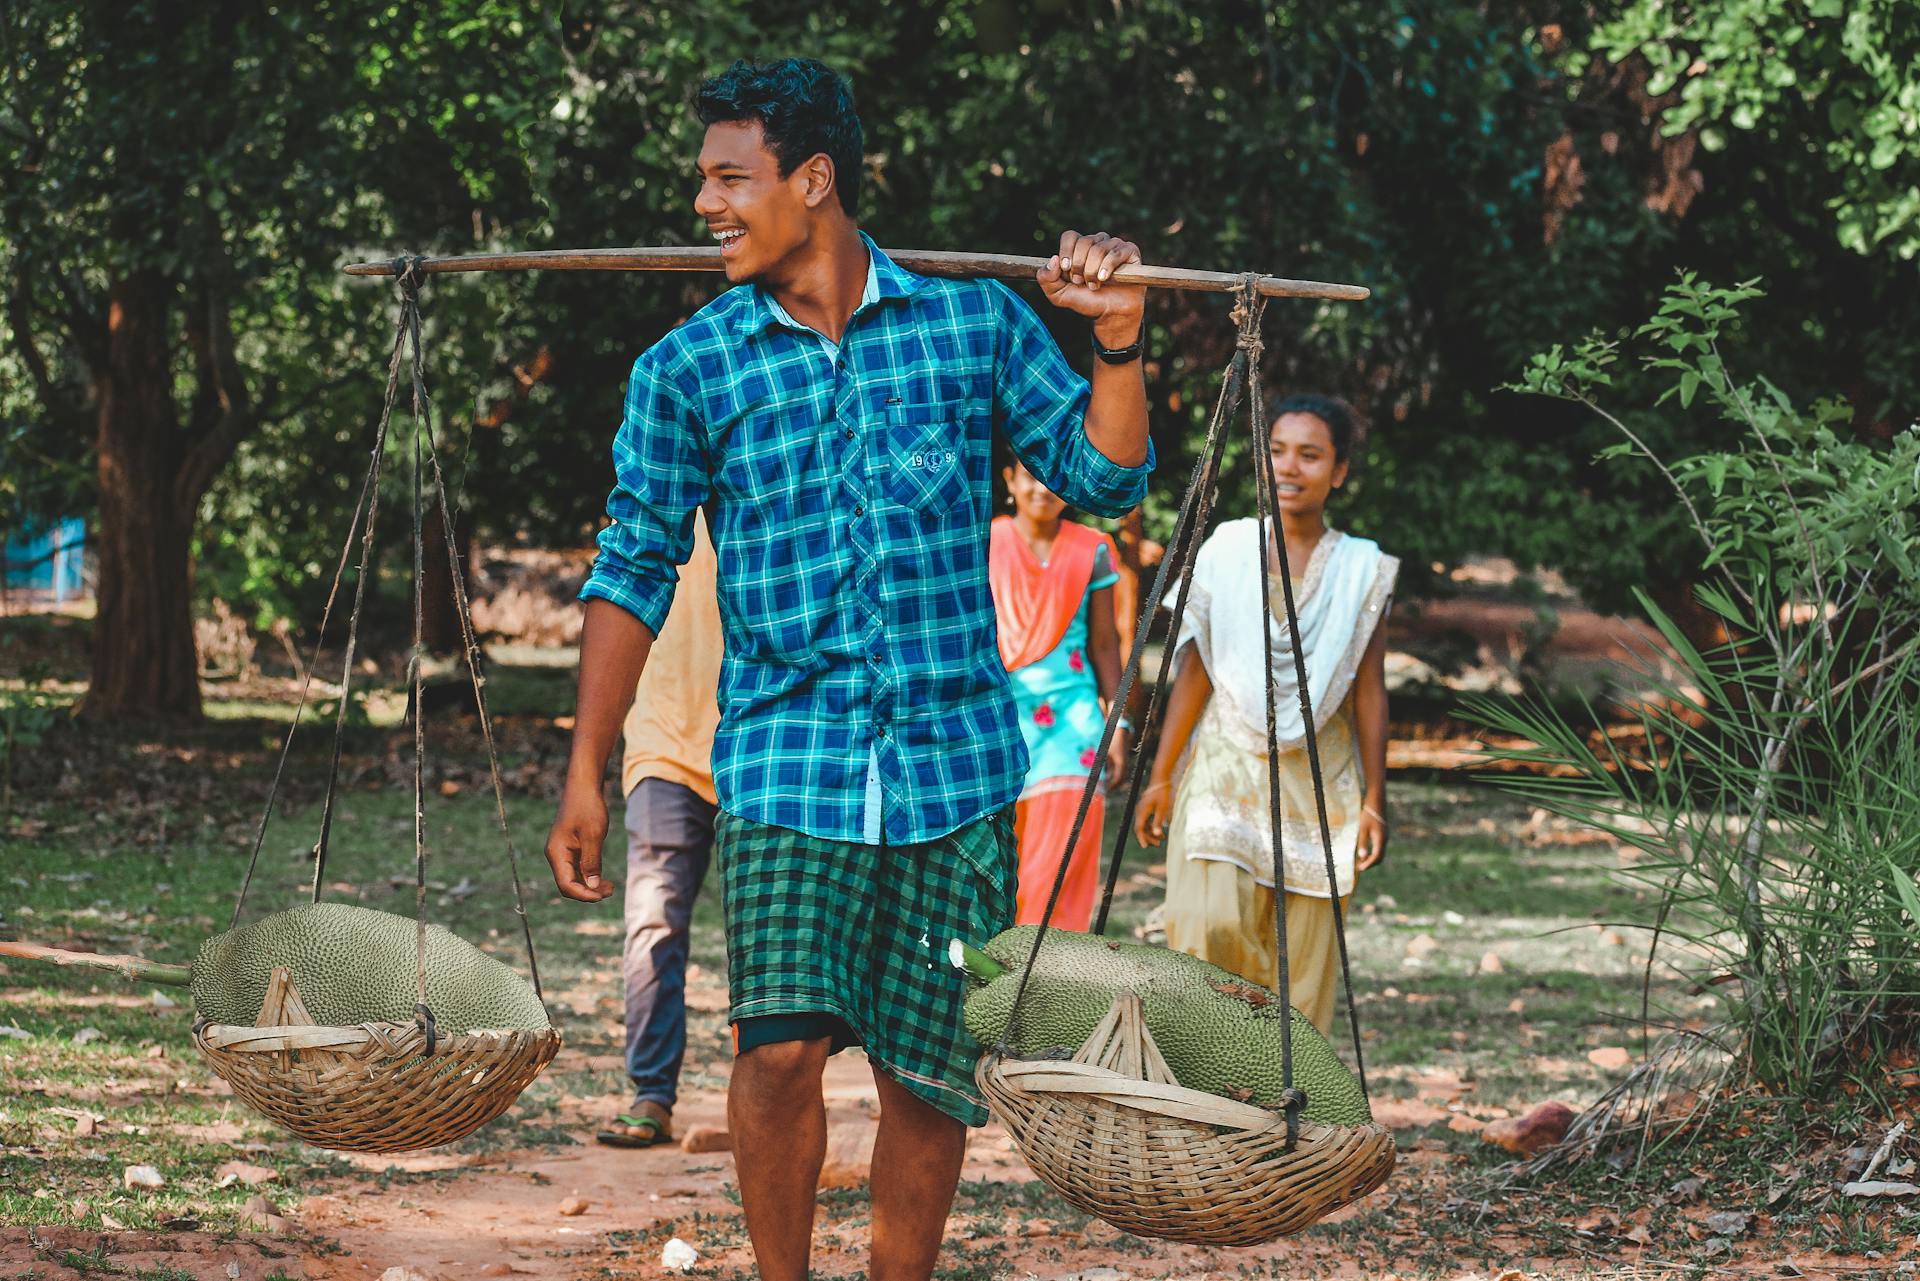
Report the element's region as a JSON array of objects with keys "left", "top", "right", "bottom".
[
  {"left": 544, "top": 598, "right": 656, "bottom": 902},
  {"left": 1038, "top": 230, "right": 1149, "bottom": 468}
]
